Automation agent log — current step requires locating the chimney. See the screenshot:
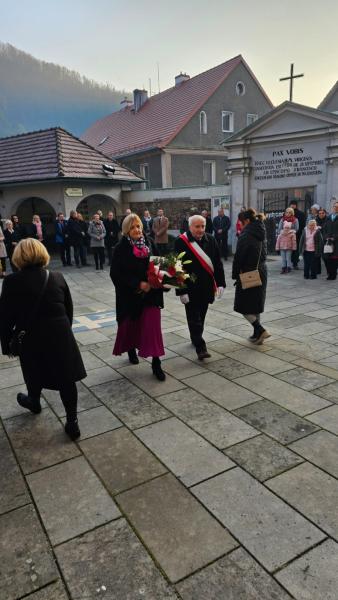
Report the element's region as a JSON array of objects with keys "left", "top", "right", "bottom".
[
  {"left": 120, "top": 96, "right": 133, "bottom": 110},
  {"left": 175, "top": 72, "right": 190, "bottom": 86},
  {"left": 133, "top": 89, "right": 148, "bottom": 112}
]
